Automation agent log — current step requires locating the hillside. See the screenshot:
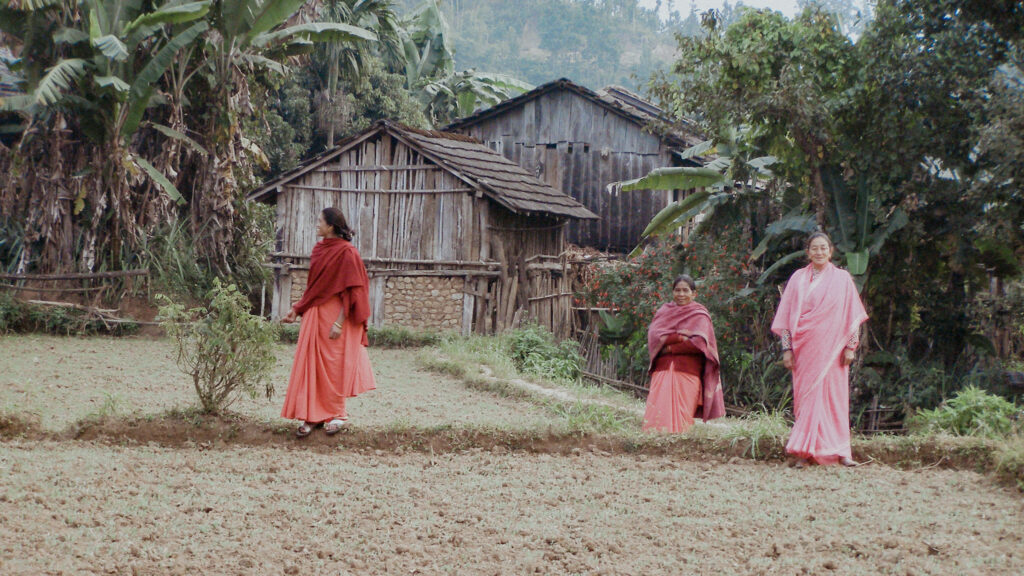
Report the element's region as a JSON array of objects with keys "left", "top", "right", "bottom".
[{"left": 397, "top": 0, "right": 704, "bottom": 91}]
